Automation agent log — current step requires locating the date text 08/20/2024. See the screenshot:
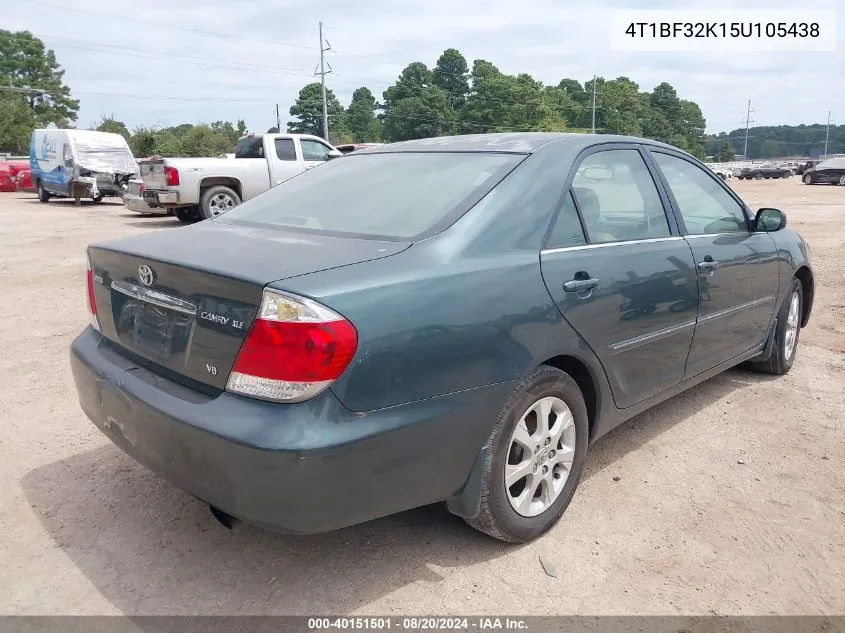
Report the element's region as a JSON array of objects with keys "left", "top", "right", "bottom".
[{"left": 307, "top": 618, "right": 528, "bottom": 630}]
